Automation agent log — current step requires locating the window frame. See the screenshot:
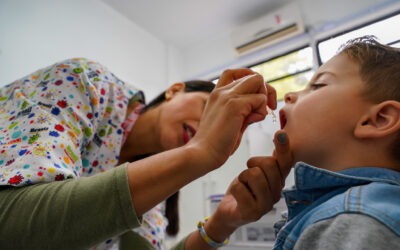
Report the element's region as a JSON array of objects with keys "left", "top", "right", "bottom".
[
  {"left": 315, "top": 10, "right": 400, "bottom": 65},
  {"left": 247, "top": 45, "right": 313, "bottom": 84}
]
